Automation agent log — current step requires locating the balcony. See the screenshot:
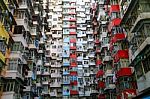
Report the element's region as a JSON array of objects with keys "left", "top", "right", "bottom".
[
  {"left": 42, "top": 81, "right": 49, "bottom": 85},
  {"left": 10, "top": 51, "right": 27, "bottom": 64},
  {"left": 70, "top": 71, "right": 77, "bottom": 76},
  {"left": 63, "top": 80, "right": 70, "bottom": 84},
  {"left": 98, "top": 94, "right": 106, "bottom": 99},
  {"left": 70, "top": 90, "right": 78, "bottom": 95},
  {"left": 50, "top": 82, "right": 61, "bottom": 87},
  {"left": 52, "top": 34, "right": 62, "bottom": 38},
  {"left": 37, "top": 59, "right": 42, "bottom": 65},
  {"left": 36, "top": 71, "right": 41, "bottom": 75},
  {"left": 70, "top": 53, "right": 77, "bottom": 58},
  {"left": 88, "top": 52, "right": 95, "bottom": 58},
  {"left": 103, "top": 56, "right": 112, "bottom": 62},
  {"left": 108, "top": 18, "right": 121, "bottom": 32},
  {"left": 96, "top": 48, "right": 101, "bottom": 53},
  {"left": 63, "top": 71, "right": 69, "bottom": 75},
  {"left": 121, "top": 89, "right": 136, "bottom": 99},
  {"left": 79, "top": 91, "right": 84, "bottom": 96},
  {"left": 109, "top": 5, "right": 120, "bottom": 15},
  {"left": 63, "top": 91, "right": 70, "bottom": 96},
  {"left": 70, "top": 38, "right": 76, "bottom": 43},
  {"left": 2, "top": 92, "right": 21, "bottom": 99},
  {"left": 111, "top": 33, "right": 125, "bottom": 44},
  {"left": 63, "top": 62, "right": 70, "bottom": 66},
  {"left": 70, "top": 80, "right": 78, "bottom": 86},
  {"left": 15, "top": 19, "right": 29, "bottom": 31},
  {"left": 77, "top": 56, "right": 83, "bottom": 61},
  {"left": 51, "top": 73, "right": 61, "bottom": 78},
  {"left": 117, "top": 68, "right": 133, "bottom": 78},
  {"left": 70, "top": 62, "right": 77, "bottom": 67},
  {"left": 5, "top": 70, "right": 24, "bottom": 80},
  {"left": 70, "top": 46, "right": 76, "bottom": 50},
  {"left": 28, "top": 44, "right": 36, "bottom": 49},
  {"left": 69, "top": 24, "right": 77, "bottom": 28},
  {"left": 114, "top": 49, "right": 129, "bottom": 62},
  {"left": 94, "top": 39, "right": 100, "bottom": 44},
  {"left": 42, "top": 71, "right": 50, "bottom": 76},
  {"left": 70, "top": 32, "right": 76, "bottom": 35},
  {"left": 36, "top": 82, "right": 42, "bottom": 87},
  {"left": 84, "top": 72, "right": 90, "bottom": 76},
  {"left": 105, "top": 83, "right": 116, "bottom": 90},
  {"left": 105, "top": 70, "right": 113, "bottom": 77},
  {"left": 38, "top": 49, "right": 44, "bottom": 54},
  {"left": 84, "top": 91, "right": 91, "bottom": 96},
  {"left": 96, "top": 70, "right": 104, "bottom": 78},
  {"left": 98, "top": 81, "right": 105, "bottom": 88},
  {"left": 91, "top": 89, "right": 98, "bottom": 94},
  {"left": 50, "top": 92, "right": 57, "bottom": 97},
  {"left": 23, "top": 86, "right": 32, "bottom": 92},
  {"left": 63, "top": 37, "right": 70, "bottom": 43},
  {"left": 89, "top": 61, "right": 95, "bottom": 66},
  {"left": 69, "top": 18, "right": 76, "bottom": 22},
  {"left": 96, "top": 59, "right": 102, "bottom": 66}
]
